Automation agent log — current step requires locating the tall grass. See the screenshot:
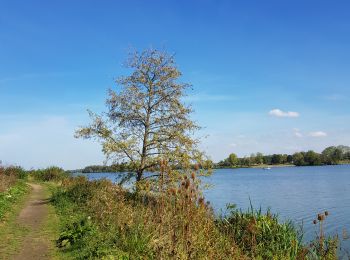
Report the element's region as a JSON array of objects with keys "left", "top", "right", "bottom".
[
  {"left": 218, "top": 204, "right": 304, "bottom": 259},
  {"left": 52, "top": 168, "right": 245, "bottom": 259},
  {"left": 0, "top": 165, "right": 28, "bottom": 220},
  {"left": 50, "top": 162, "right": 339, "bottom": 259}
]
